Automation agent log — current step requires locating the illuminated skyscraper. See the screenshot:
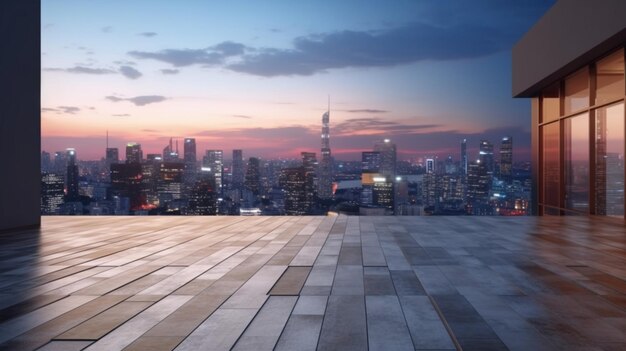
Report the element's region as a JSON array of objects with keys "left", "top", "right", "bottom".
[
  {"left": 203, "top": 150, "right": 223, "bottom": 196},
  {"left": 280, "top": 167, "right": 309, "bottom": 215},
  {"left": 318, "top": 99, "right": 333, "bottom": 199},
  {"left": 125, "top": 143, "right": 143, "bottom": 164},
  {"left": 479, "top": 140, "right": 494, "bottom": 175},
  {"left": 188, "top": 168, "right": 217, "bottom": 215},
  {"left": 499, "top": 136, "right": 513, "bottom": 183},
  {"left": 425, "top": 157, "right": 436, "bottom": 174},
  {"left": 65, "top": 148, "right": 80, "bottom": 201},
  {"left": 184, "top": 138, "right": 197, "bottom": 171},
  {"left": 301, "top": 152, "right": 317, "bottom": 211},
  {"left": 41, "top": 172, "right": 64, "bottom": 214}
]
